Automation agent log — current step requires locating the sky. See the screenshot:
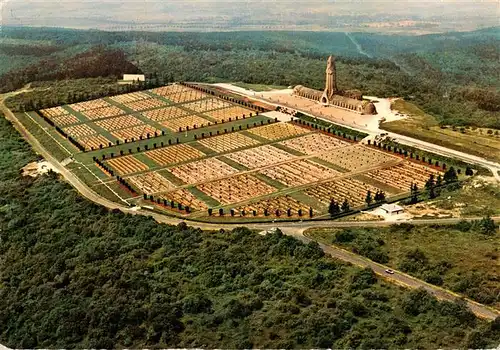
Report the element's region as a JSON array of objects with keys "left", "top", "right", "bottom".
[{"left": 1, "top": 0, "right": 498, "bottom": 32}]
